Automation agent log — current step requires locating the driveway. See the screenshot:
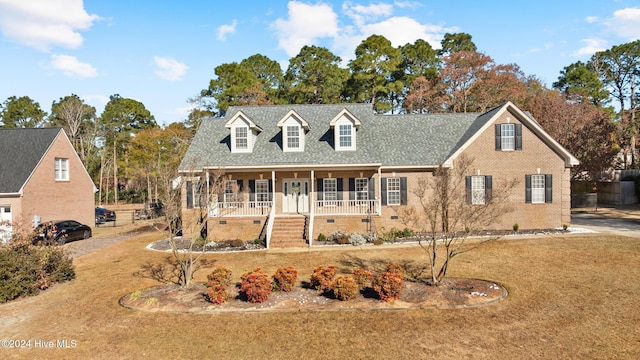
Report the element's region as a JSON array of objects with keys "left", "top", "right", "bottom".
[{"left": 571, "top": 207, "right": 640, "bottom": 238}]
